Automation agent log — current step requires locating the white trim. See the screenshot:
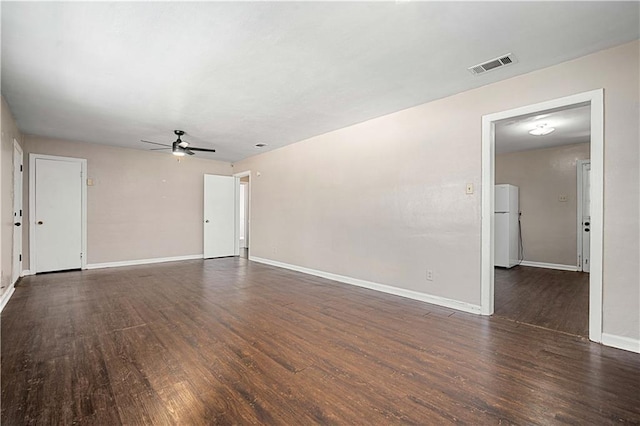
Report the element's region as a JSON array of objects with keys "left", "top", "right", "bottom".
[
  {"left": 601, "top": 333, "right": 640, "bottom": 354},
  {"left": 29, "top": 154, "right": 88, "bottom": 272},
  {"left": 250, "top": 256, "right": 482, "bottom": 314},
  {"left": 21, "top": 270, "right": 34, "bottom": 277},
  {"left": 0, "top": 282, "right": 17, "bottom": 313},
  {"left": 86, "top": 254, "right": 203, "bottom": 270},
  {"left": 518, "top": 261, "right": 579, "bottom": 272},
  {"left": 481, "top": 89, "right": 604, "bottom": 344},
  {"left": 576, "top": 159, "right": 590, "bottom": 272}
]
